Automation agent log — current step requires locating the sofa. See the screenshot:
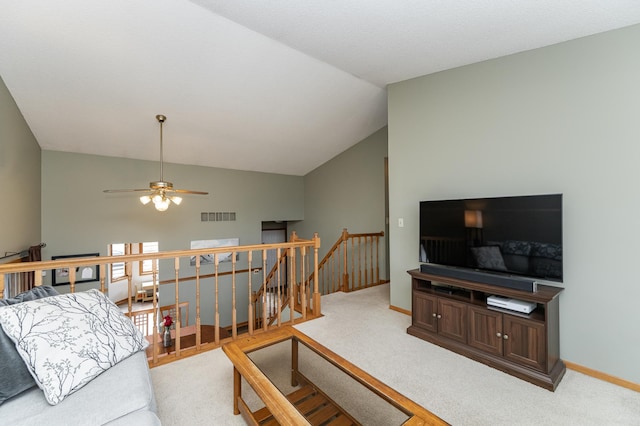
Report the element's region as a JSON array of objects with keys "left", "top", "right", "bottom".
[{"left": 0, "top": 287, "right": 161, "bottom": 425}]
